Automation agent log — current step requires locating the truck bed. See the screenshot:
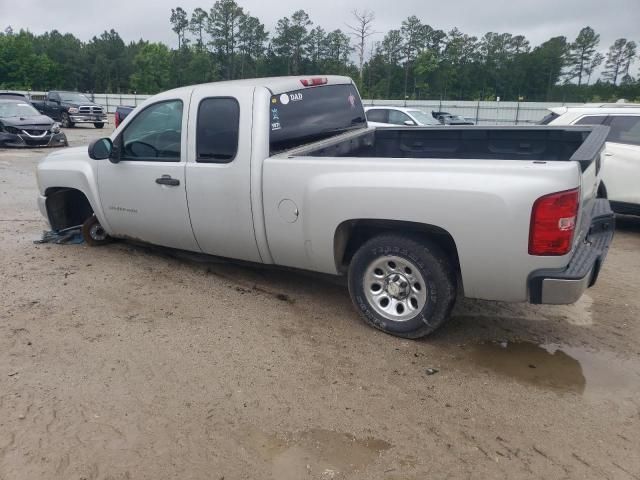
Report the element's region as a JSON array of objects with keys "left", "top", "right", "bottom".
[{"left": 285, "top": 125, "right": 608, "bottom": 170}]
